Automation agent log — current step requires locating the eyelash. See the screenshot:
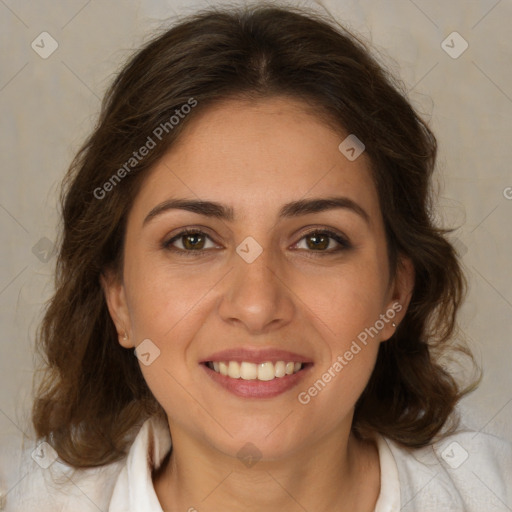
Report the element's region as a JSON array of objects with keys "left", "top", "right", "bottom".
[{"left": 162, "top": 228, "right": 352, "bottom": 257}]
